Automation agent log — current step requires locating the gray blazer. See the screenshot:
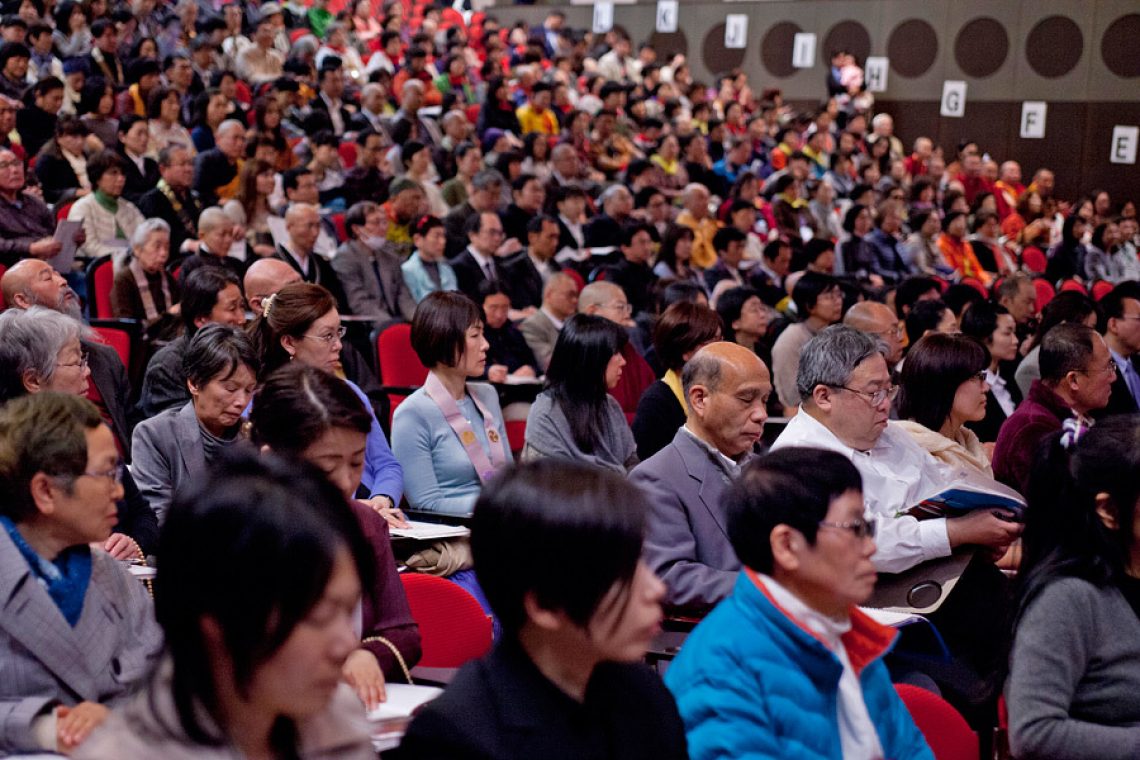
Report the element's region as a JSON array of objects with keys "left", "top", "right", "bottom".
[
  {"left": 130, "top": 400, "right": 207, "bottom": 526},
  {"left": 0, "top": 531, "right": 162, "bottom": 754},
  {"left": 332, "top": 239, "right": 416, "bottom": 324},
  {"left": 629, "top": 428, "right": 745, "bottom": 612},
  {"left": 519, "top": 309, "right": 561, "bottom": 372}
]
